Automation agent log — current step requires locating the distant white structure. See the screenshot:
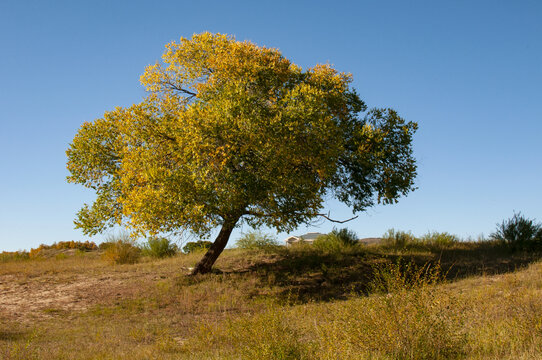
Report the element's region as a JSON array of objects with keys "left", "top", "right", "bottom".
[
  {"left": 358, "top": 237, "right": 382, "bottom": 245},
  {"left": 283, "top": 233, "right": 382, "bottom": 247},
  {"left": 284, "top": 232, "right": 325, "bottom": 246}
]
